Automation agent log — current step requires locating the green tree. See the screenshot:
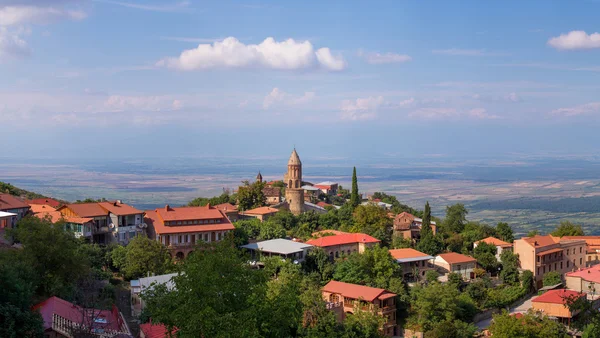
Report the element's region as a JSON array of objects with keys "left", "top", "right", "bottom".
[
  {"left": 392, "top": 235, "right": 412, "bottom": 249},
  {"left": 298, "top": 279, "right": 340, "bottom": 338},
  {"left": 117, "top": 236, "right": 174, "bottom": 280},
  {"left": 521, "top": 270, "right": 534, "bottom": 293},
  {"left": 488, "top": 310, "right": 569, "bottom": 338},
  {"left": 499, "top": 250, "right": 520, "bottom": 285},
  {"left": 416, "top": 233, "right": 444, "bottom": 256},
  {"left": 473, "top": 242, "right": 499, "bottom": 273},
  {"left": 302, "top": 248, "right": 335, "bottom": 283},
  {"left": 333, "top": 246, "right": 402, "bottom": 290},
  {"left": 350, "top": 167, "right": 360, "bottom": 208},
  {"left": 424, "top": 270, "right": 439, "bottom": 284},
  {"left": 350, "top": 204, "right": 393, "bottom": 245},
  {"left": 188, "top": 191, "right": 235, "bottom": 207},
  {"left": 443, "top": 204, "right": 468, "bottom": 234},
  {"left": 447, "top": 272, "right": 462, "bottom": 289},
  {"left": 422, "top": 201, "right": 431, "bottom": 230},
  {"left": 343, "top": 309, "right": 386, "bottom": 338},
  {"left": 237, "top": 180, "right": 266, "bottom": 211},
  {"left": 496, "top": 222, "right": 514, "bottom": 243},
  {"left": 257, "top": 221, "right": 287, "bottom": 241},
  {"left": 526, "top": 230, "right": 540, "bottom": 237},
  {"left": 543, "top": 271, "right": 562, "bottom": 287},
  {"left": 425, "top": 320, "right": 477, "bottom": 338},
  {"left": 551, "top": 221, "right": 585, "bottom": 237}
]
